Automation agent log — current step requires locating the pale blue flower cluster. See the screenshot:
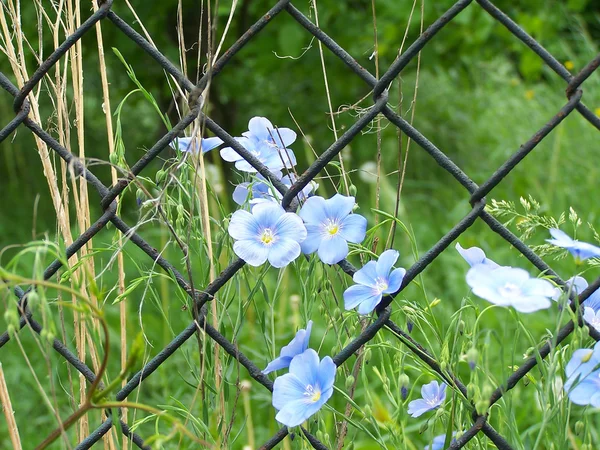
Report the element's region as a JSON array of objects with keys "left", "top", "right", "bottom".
[{"left": 264, "top": 322, "right": 337, "bottom": 427}]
